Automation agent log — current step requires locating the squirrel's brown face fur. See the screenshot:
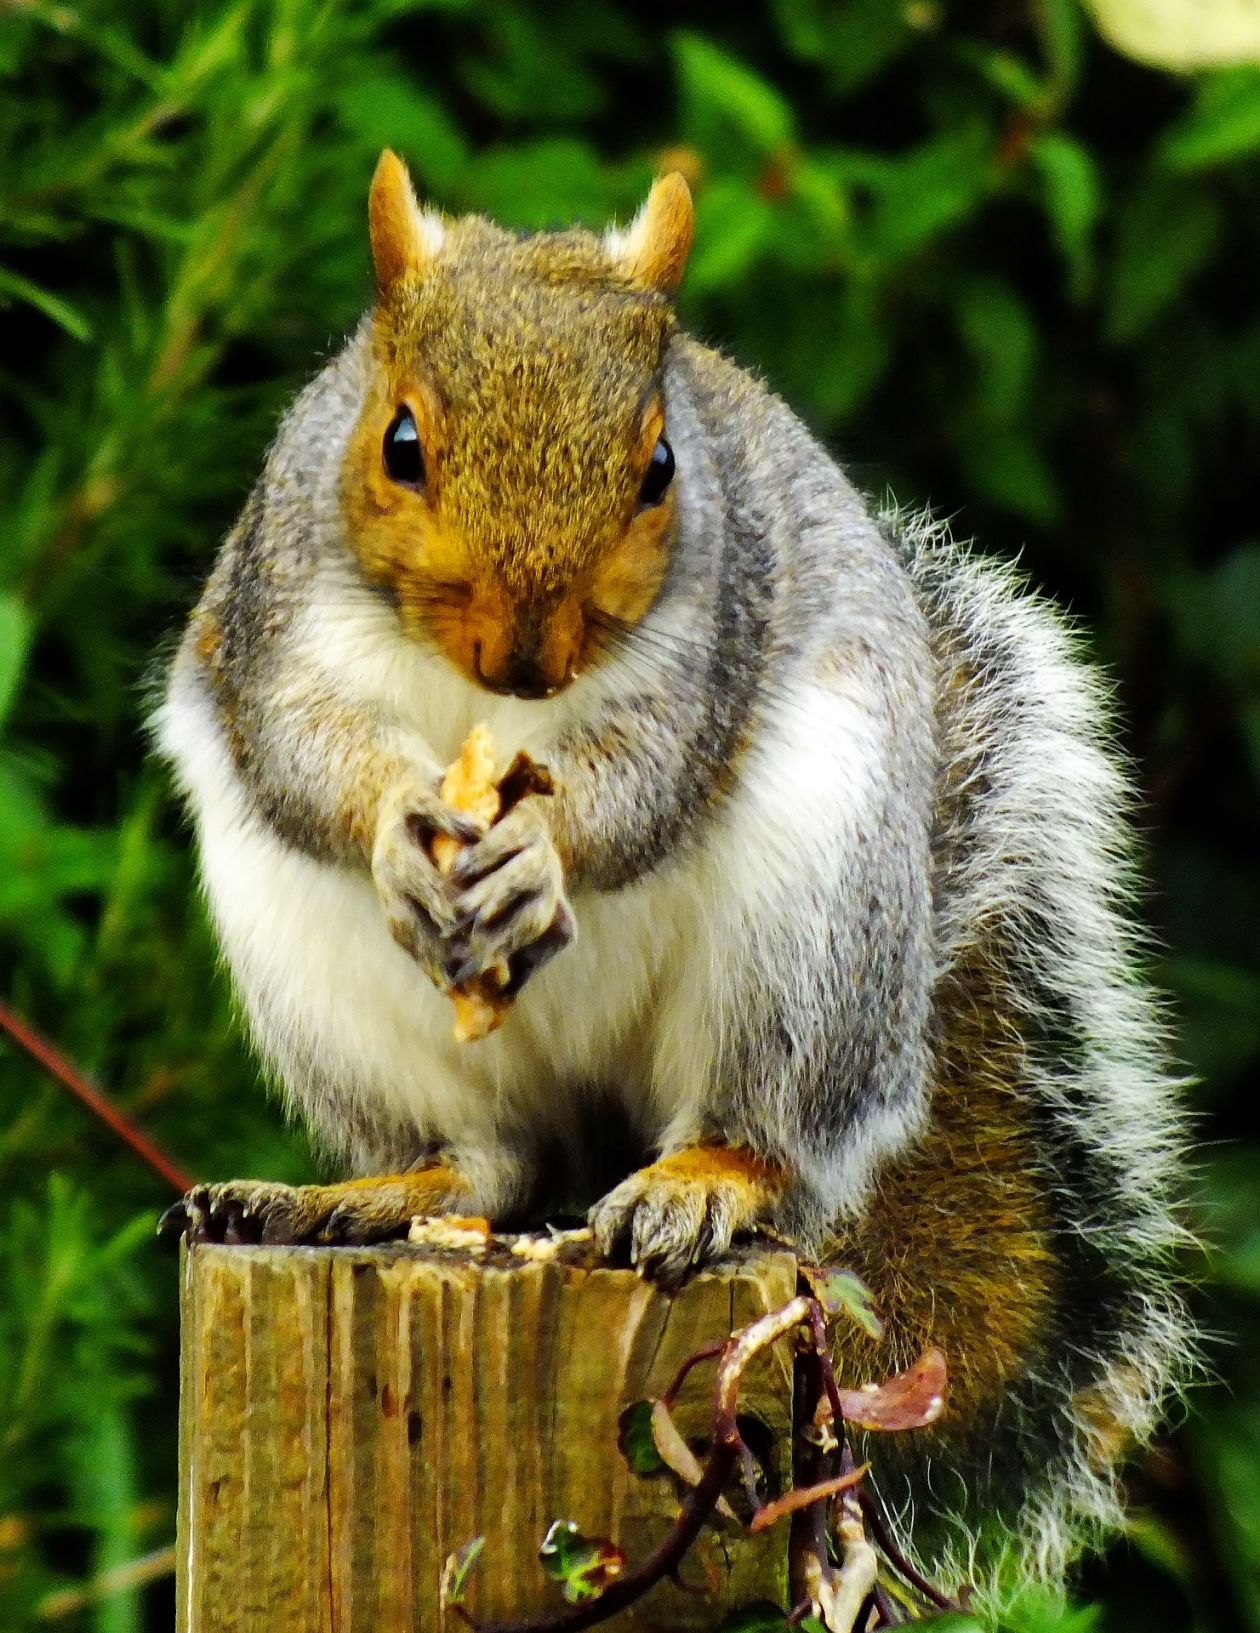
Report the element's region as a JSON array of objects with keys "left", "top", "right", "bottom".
[{"left": 341, "top": 152, "right": 693, "bottom": 698}]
